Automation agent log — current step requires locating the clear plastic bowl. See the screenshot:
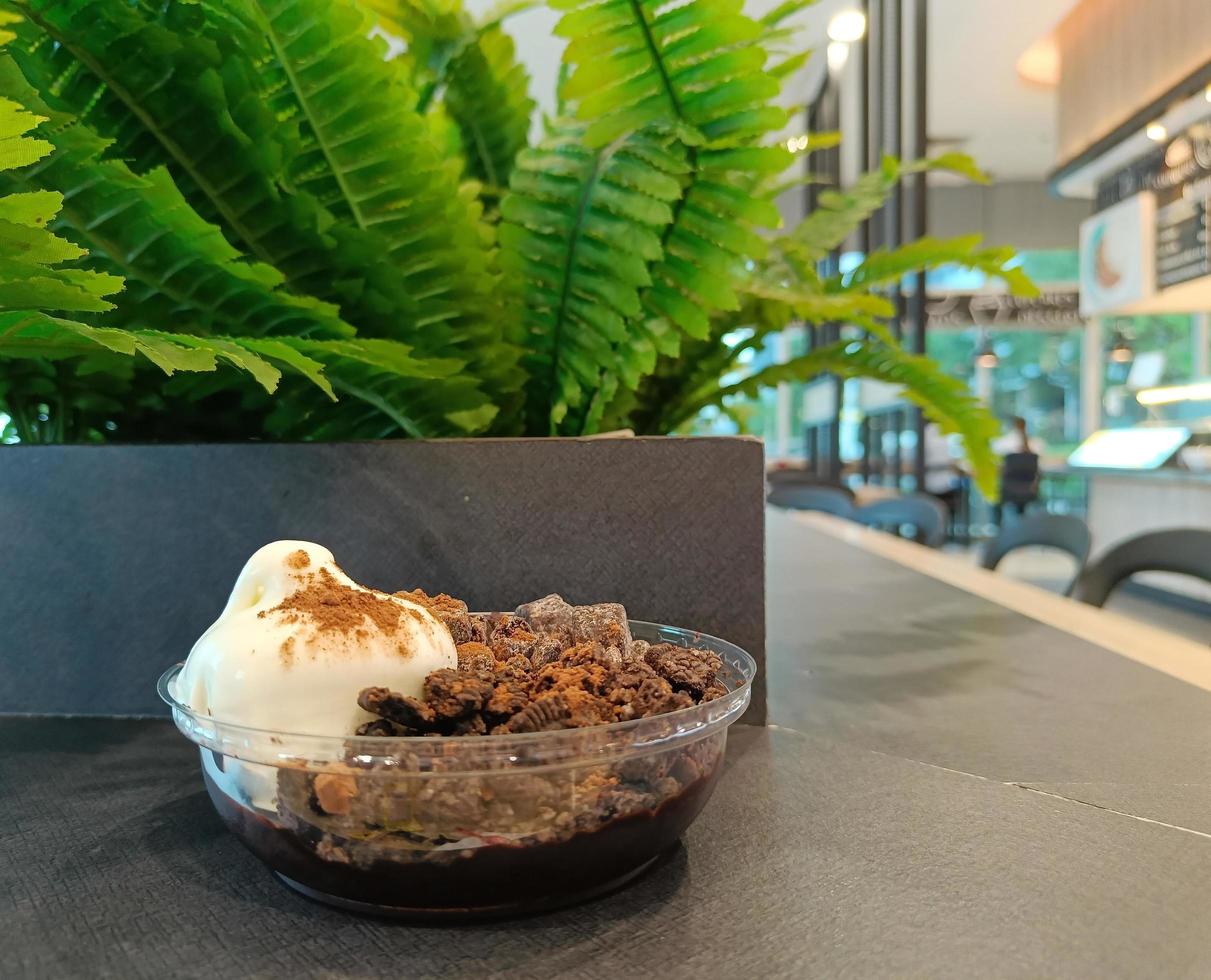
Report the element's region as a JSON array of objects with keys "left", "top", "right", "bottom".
[{"left": 158, "top": 621, "right": 755, "bottom": 919}]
